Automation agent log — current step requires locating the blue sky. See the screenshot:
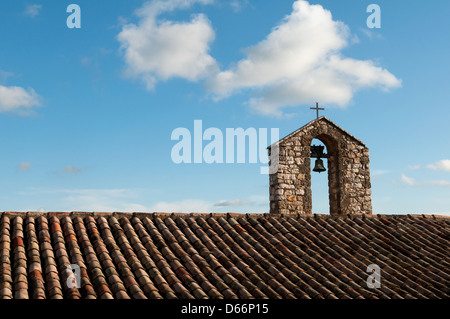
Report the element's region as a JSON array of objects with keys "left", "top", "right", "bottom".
[{"left": 0, "top": 0, "right": 449, "bottom": 215}]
